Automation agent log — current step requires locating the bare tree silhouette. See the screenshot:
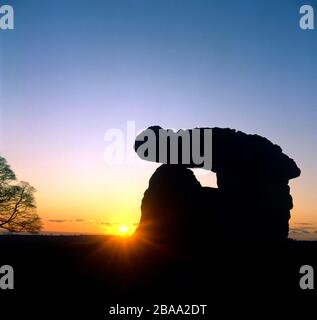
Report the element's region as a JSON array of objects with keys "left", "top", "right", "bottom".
[{"left": 0, "top": 156, "right": 42, "bottom": 233}]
